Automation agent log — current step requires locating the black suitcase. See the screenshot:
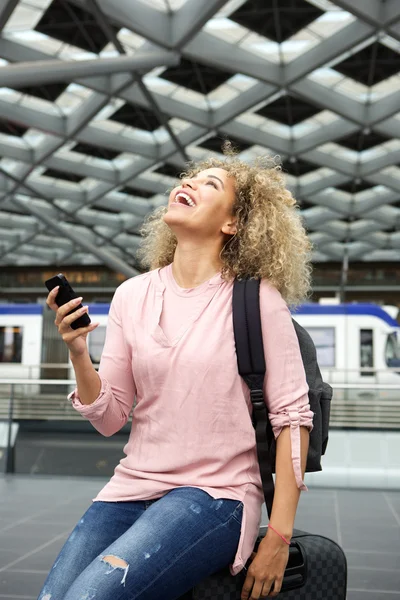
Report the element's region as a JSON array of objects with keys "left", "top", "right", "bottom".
[
  {"left": 191, "top": 527, "right": 347, "bottom": 599},
  {"left": 188, "top": 279, "right": 347, "bottom": 598}
]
